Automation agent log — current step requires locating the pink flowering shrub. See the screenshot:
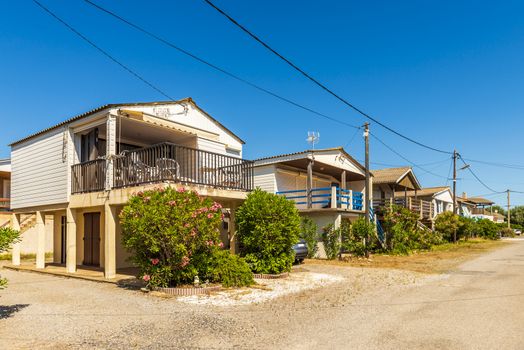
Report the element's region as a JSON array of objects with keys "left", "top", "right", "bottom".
[{"left": 120, "top": 186, "right": 225, "bottom": 287}]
